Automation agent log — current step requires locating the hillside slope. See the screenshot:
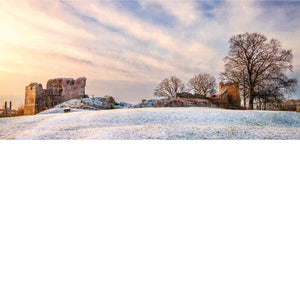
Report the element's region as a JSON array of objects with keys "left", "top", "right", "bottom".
[{"left": 1, "top": 107, "right": 300, "bottom": 140}]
